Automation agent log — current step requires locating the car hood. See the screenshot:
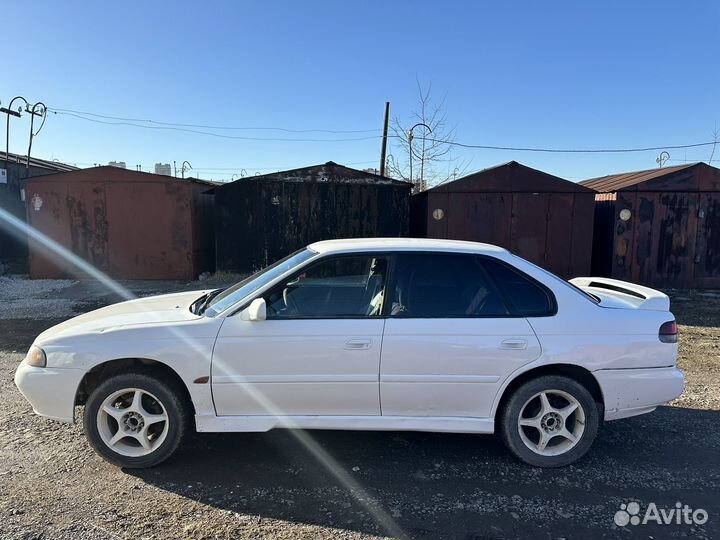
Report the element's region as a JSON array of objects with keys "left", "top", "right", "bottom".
[{"left": 35, "top": 290, "right": 212, "bottom": 344}]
